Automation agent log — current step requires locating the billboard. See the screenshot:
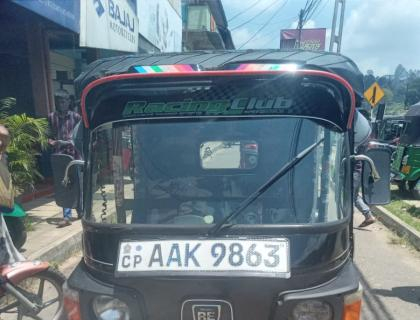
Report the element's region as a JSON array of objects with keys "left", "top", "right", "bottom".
[
  {"left": 280, "top": 28, "right": 326, "bottom": 51},
  {"left": 80, "top": 0, "right": 139, "bottom": 52},
  {"left": 137, "top": 0, "right": 182, "bottom": 52},
  {"left": 13, "top": 0, "right": 80, "bottom": 33}
]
